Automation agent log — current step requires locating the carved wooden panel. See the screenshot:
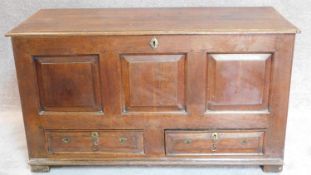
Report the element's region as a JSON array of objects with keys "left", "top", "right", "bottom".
[
  {"left": 34, "top": 55, "right": 102, "bottom": 112},
  {"left": 121, "top": 54, "right": 186, "bottom": 113},
  {"left": 206, "top": 54, "right": 272, "bottom": 111}
]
